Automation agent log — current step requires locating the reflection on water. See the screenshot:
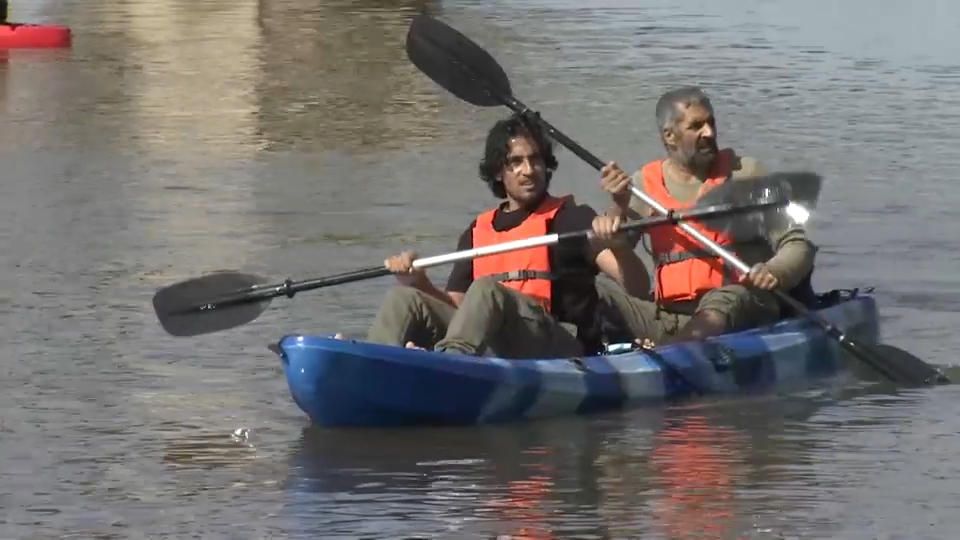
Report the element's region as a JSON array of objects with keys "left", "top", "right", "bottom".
[
  {"left": 117, "top": 0, "right": 264, "bottom": 155},
  {"left": 280, "top": 395, "right": 853, "bottom": 539},
  {"left": 284, "top": 418, "right": 623, "bottom": 539},
  {"left": 486, "top": 447, "right": 559, "bottom": 540},
  {"left": 648, "top": 415, "right": 744, "bottom": 539},
  {"left": 255, "top": 0, "right": 447, "bottom": 153}
]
